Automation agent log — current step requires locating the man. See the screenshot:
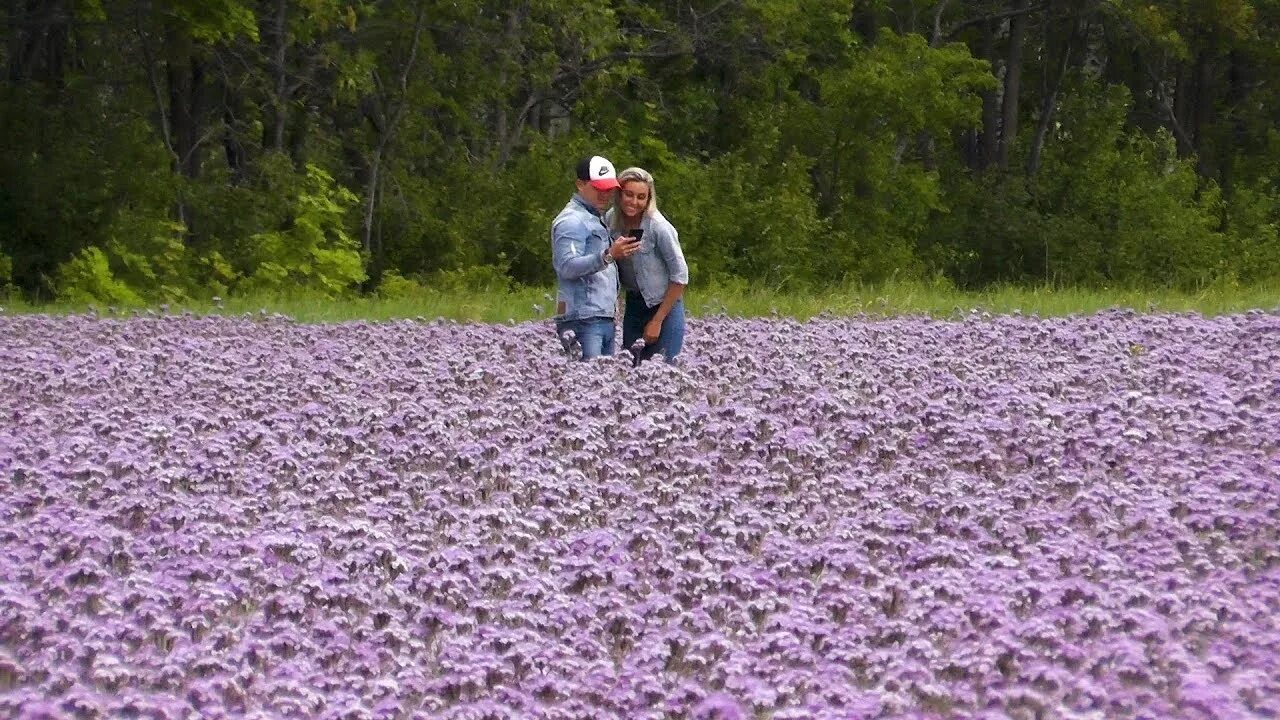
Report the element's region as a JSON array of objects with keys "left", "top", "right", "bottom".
[{"left": 551, "top": 155, "right": 640, "bottom": 359}]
